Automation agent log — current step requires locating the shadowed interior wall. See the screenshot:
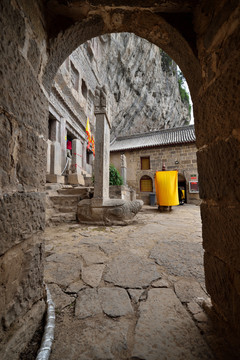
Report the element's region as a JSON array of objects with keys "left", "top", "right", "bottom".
[
  {"left": 0, "top": 1, "right": 47, "bottom": 358},
  {"left": 0, "top": 0, "right": 239, "bottom": 357}
]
